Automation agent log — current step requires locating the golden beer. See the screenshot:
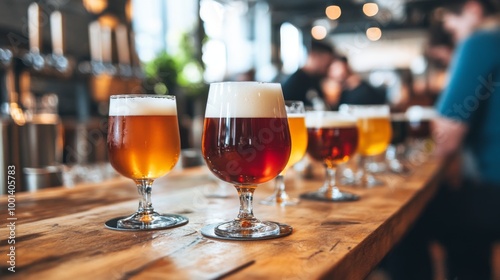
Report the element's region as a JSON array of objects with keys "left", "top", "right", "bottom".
[
  {"left": 105, "top": 94, "right": 187, "bottom": 231},
  {"left": 283, "top": 115, "right": 308, "bottom": 172},
  {"left": 357, "top": 117, "right": 392, "bottom": 156},
  {"left": 108, "top": 115, "right": 180, "bottom": 179}
]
